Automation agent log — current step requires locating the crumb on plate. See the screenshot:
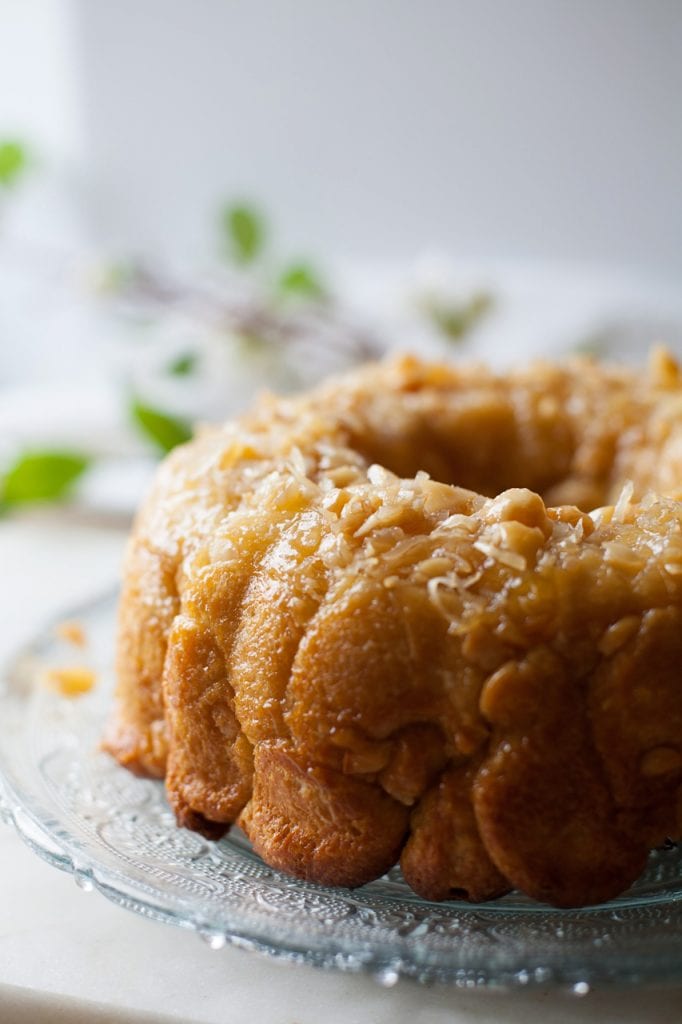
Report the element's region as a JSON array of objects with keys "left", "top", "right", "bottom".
[
  {"left": 44, "top": 666, "right": 97, "bottom": 697},
  {"left": 55, "top": 620, "right": 87, "bottom": 648}
]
